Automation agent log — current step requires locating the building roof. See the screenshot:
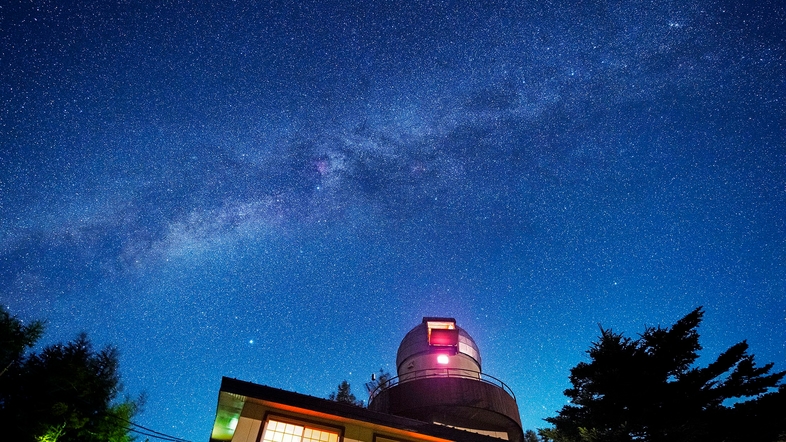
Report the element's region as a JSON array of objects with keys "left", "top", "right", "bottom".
[{"left": 214, "top": 377, "right": 507, "bottom": 442}]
